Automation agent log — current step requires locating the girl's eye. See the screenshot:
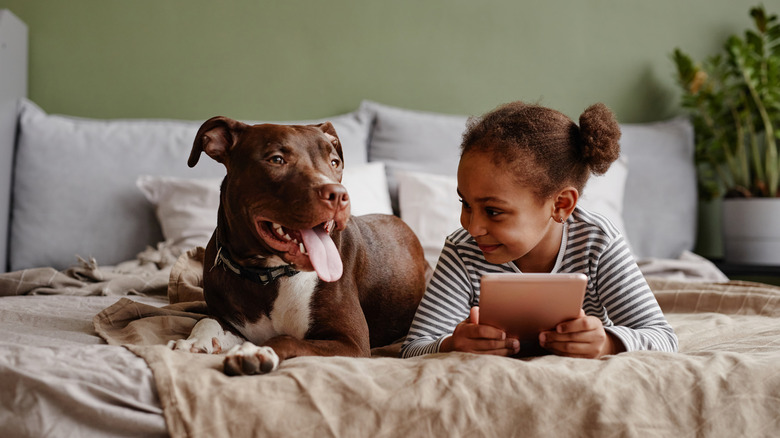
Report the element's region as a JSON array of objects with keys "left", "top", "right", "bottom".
[
  {"left": 486, "top": 208, "right": 502, "bottom": 217},
  {"left": 269, "top": 155, "right": 286, "bottom": 165},
  {"left": 459, "top": 199, "right": 470, "bottom": 209}
]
